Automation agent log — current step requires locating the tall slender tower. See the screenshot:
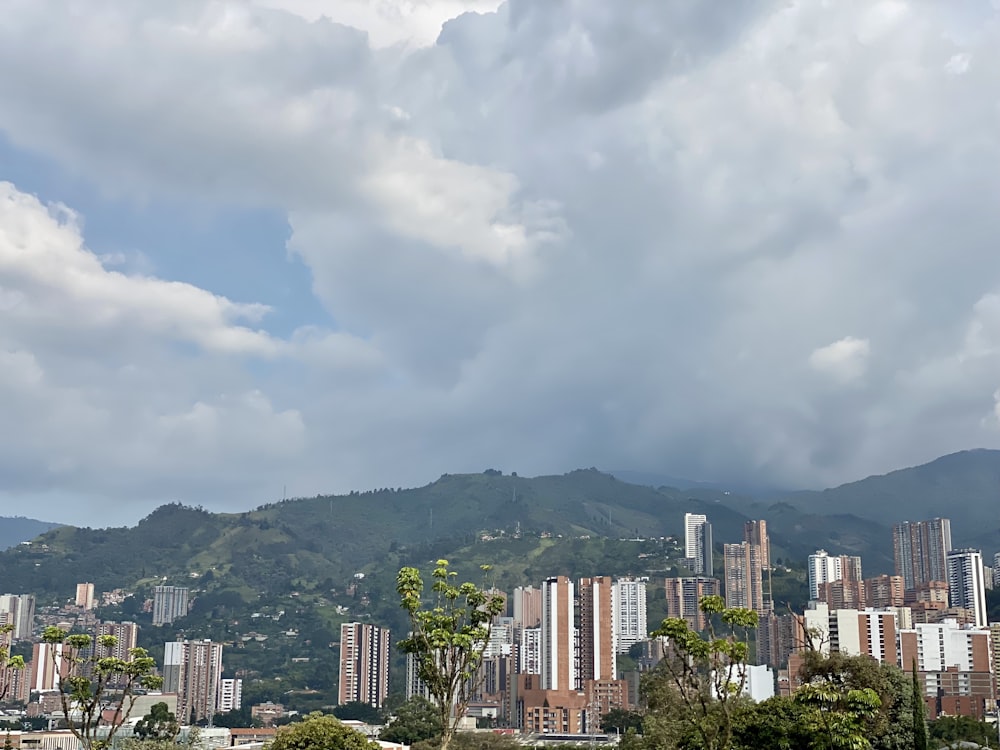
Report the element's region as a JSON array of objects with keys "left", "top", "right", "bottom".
[
  {"left": 578, "top": 577, "right": 616, "bottom": 683},
  {"left": 684, "top": 514, "right": 714, "bottom": 576},
  {"left": 163, "top": 640, "right": 224, "bottom": 724},
  {"left": 613, "top": 577, "right": 647, "bottom": 654},
  {"left": 338, "top": 623, "right": 390, "bottom": 708},
  {"left": 893, "top": 519, "right": 952, "bottom": 591},
  {"left": 946, "top": 549, "right": 987, "bottom": 627},
  {"left": 540, "top": 576, "right": 576, "bottom": 690},
  {"left": 723, "top": 521, "right": 772, "bottom": 616}
]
